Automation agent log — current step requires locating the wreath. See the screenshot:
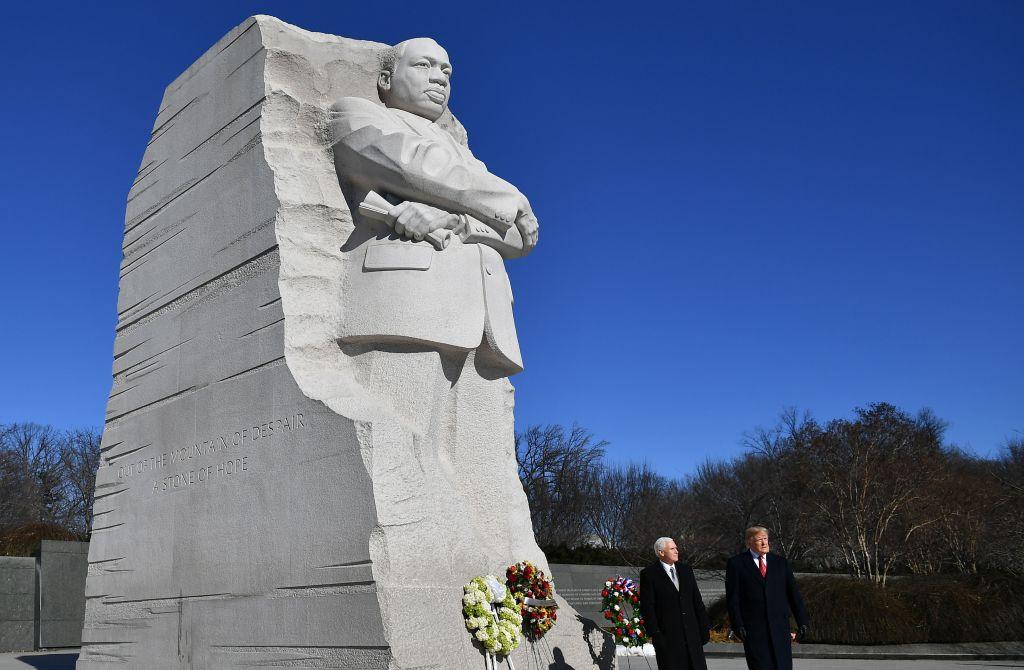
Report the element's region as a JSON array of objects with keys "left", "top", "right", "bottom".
[
  {"left": 463, "top": 575, "right": 523, "bottom": 658},
  {"left": 601, "top": 575, "right": 649, "bottom": 647},
  {"left": 506, "top": 560, "right": 558, "bottom": 640}
]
